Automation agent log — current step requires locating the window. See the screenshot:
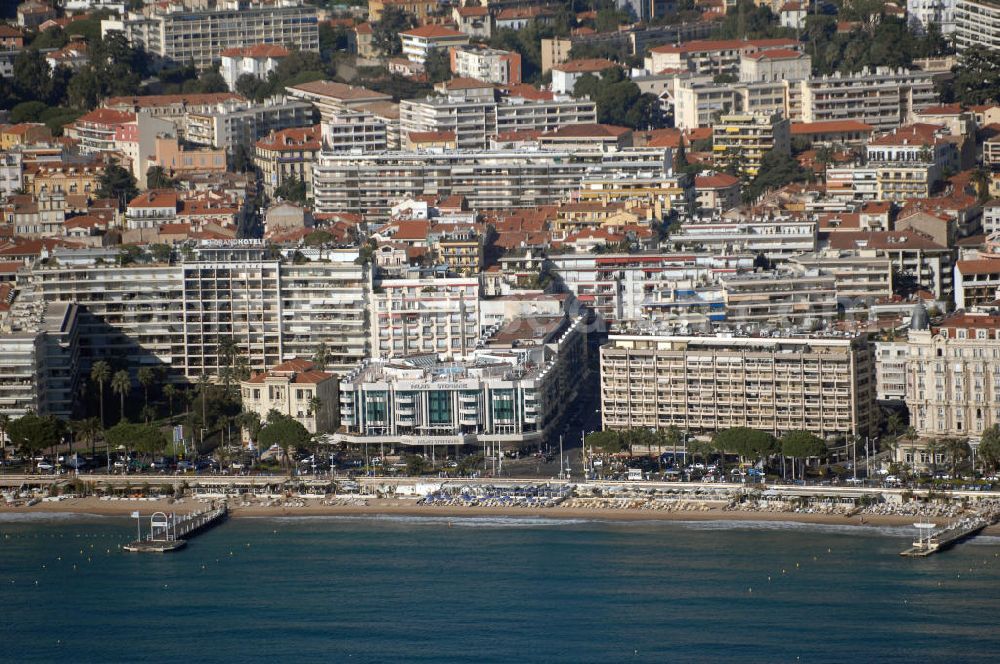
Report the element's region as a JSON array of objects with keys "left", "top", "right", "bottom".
[{"left": 428, "top": 390, "right": 452, "bottom": 425}]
